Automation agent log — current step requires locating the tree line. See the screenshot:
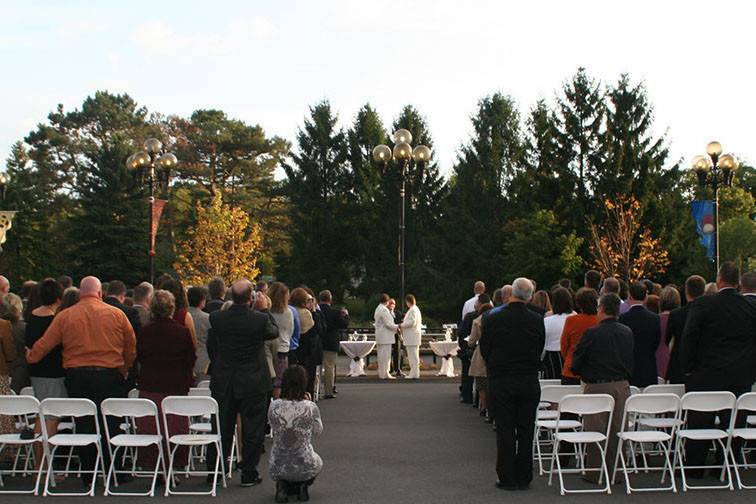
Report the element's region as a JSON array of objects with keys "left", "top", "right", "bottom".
[{"left": 2, "top": 68, "right": 754, "bottom": 321}]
